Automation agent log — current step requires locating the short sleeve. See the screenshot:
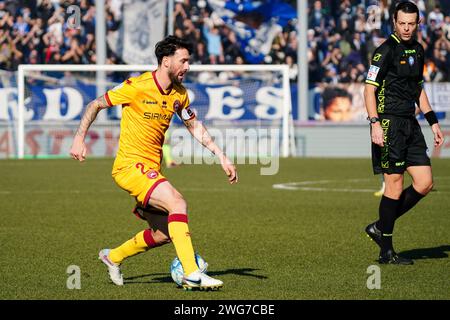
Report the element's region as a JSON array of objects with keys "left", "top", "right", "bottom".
[
  {"left": 176, "top": 90, "right": 195, "bottom": 121},
  {"left": 365, "top": 44, "right": 391, "bottom": 87},
  {"left": 104, "top": 79, "right": 138, "bottom": 106},
  {"left": 417, "top": 45, "right": 425, "bottom": 86}
]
